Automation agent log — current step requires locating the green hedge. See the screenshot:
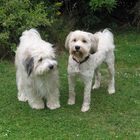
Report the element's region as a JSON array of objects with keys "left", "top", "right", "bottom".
[
  {"left": 89, "top": 0, "right": 116, "bottom": 12},
  {"left": 0, "top": 0, "right": 61, "bottom": 59}
]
